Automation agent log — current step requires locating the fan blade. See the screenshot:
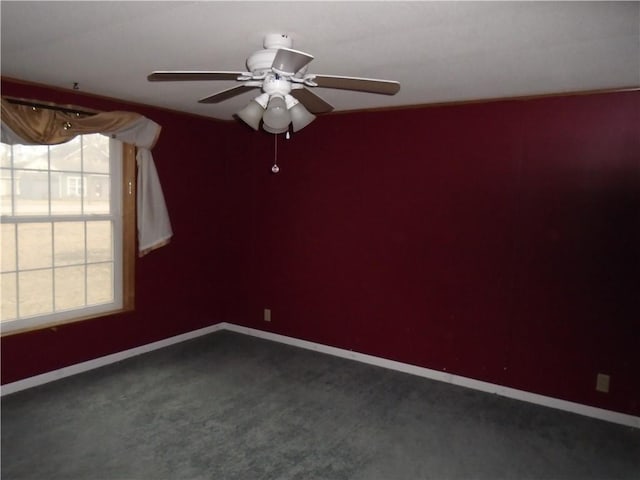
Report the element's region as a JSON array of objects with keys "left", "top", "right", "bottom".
[
  {"left": 148, "top": 71, "right": 247, "bottom": 82},
  {"left": 272, "top": 48, "right": 314, "bottom": 76},
  {"left": 290, "top": 88, "right": 334, "bottom": 114},
  {"left": 310, "top": 75, "right": 400, "bottom": 95},
  {"left": 198, "top": 85, "right": 259, "bottom": 104}
]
